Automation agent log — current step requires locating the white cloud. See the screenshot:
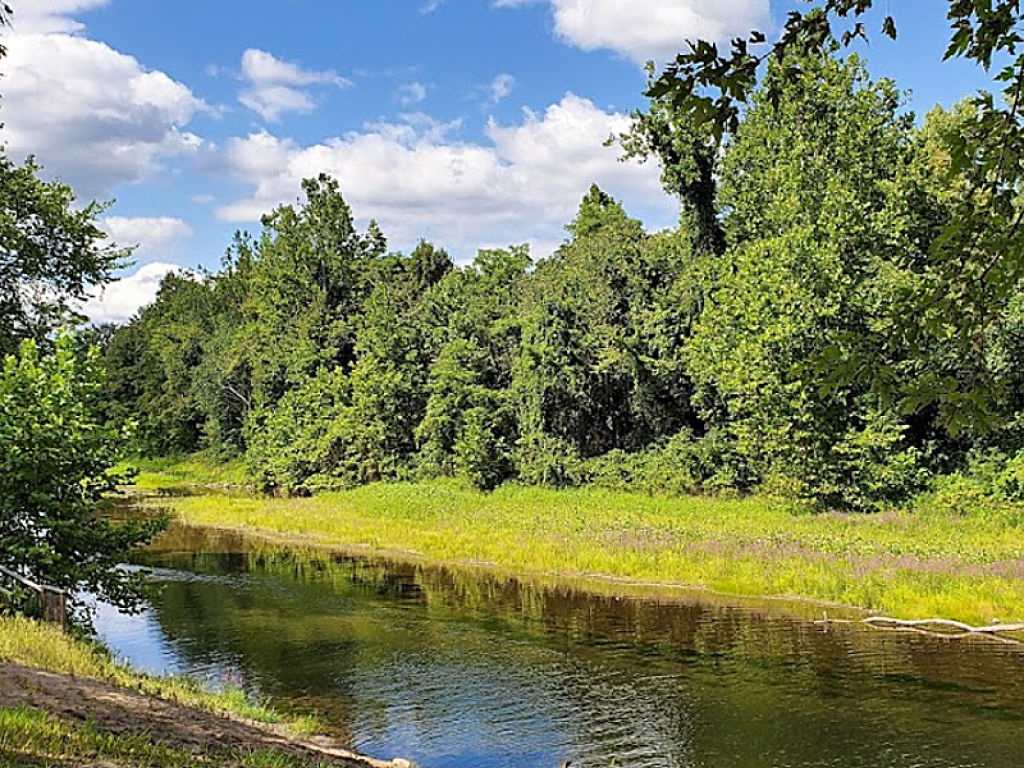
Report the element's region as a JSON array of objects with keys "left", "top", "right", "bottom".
[
  {"left": 239, "top": 48, "right": 351, "bottom": 122},
  {"left": 495, "top": 0, "right": 771, "bottom": 64},
  {"left": 79, "top": 262, "right": 191, "bottom": 325},
  {"left": 101, "top": 216, "right": 194, "bottom": 255},
  {"left": 395, "top": 82, "right": 428, "bottom": 106},
  {"left": 1, "top": 32, "right": 206, "bottom": 197},
  {"left": 490, "top": 73, "right": 515, "bottom": 102},
  {"left": 77, "top": 217, "right": 195, "bottom": 323},
  {"left": 9, "top": 0, "right": 109, "bottom": 34},
  {"left": 217, "top": 94, "right": 675, "bottom": 258}
]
